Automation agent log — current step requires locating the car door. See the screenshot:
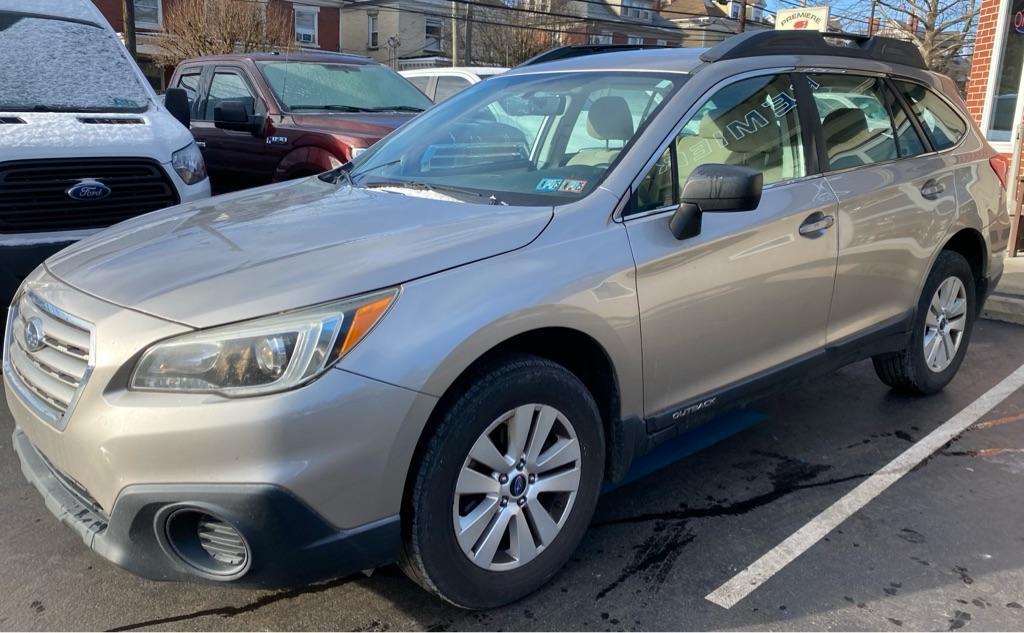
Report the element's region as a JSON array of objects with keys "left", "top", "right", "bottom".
[
  {"left": 623, "top": 72, "right": 840, "bottom": 429},
  {"left": 807, "top": 73, "right": 960, "bottom": 343},
  {"left": 192, "top": 66, "right": 273, "bottom": 193}
]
